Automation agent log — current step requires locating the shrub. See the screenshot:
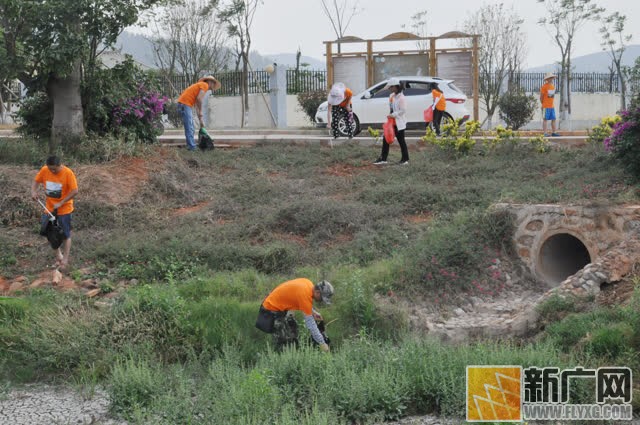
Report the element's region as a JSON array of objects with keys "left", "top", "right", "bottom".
[
  {"left": 111, "top": 84, "right": 167, "bottom": 143},
  {"left": 604, "top": 105, "right": 640, "bottom": 179},
  {"left": 528, "top": 134, "right": 551, "bottom": 153},
  {"left": 587, "top": 115, "right": 621, "bottom": 144},
  {"left": 586, "top": 323, "right": 634, "bottom": 360},
  {"left": 422, "top": 119, "right": 480, "bottom": 156},
  {"left": 498, "top": 90, "right": 536, "bottom": 130},
  {"left": 14, "top": 92, "right": 53, "bottom": 139},
  {"left": 297, "top": 90, "right": 326, "bottom": 124},
  {"left": 109, "top": 357, "right": 164, "bottom": 415}
]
